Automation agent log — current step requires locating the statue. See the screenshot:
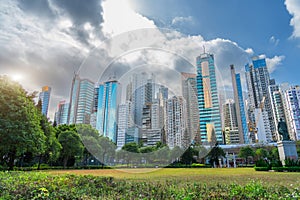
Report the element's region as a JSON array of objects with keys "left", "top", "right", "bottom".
[{"left": 277, "top": 118, "right": 290, "bottom": 141}]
